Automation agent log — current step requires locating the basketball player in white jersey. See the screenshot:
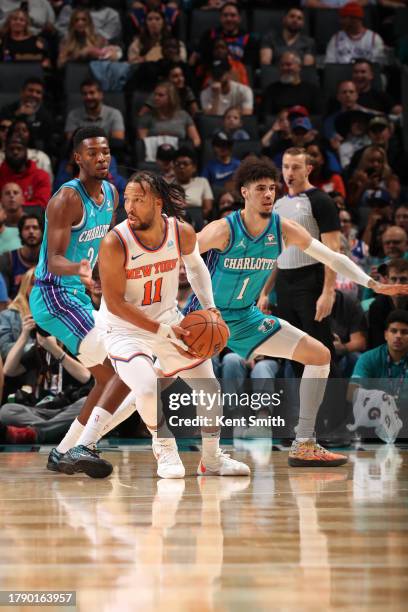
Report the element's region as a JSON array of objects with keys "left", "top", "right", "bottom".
[{"left": 61, "top": 171, "right": 250, "bottom": 479}]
